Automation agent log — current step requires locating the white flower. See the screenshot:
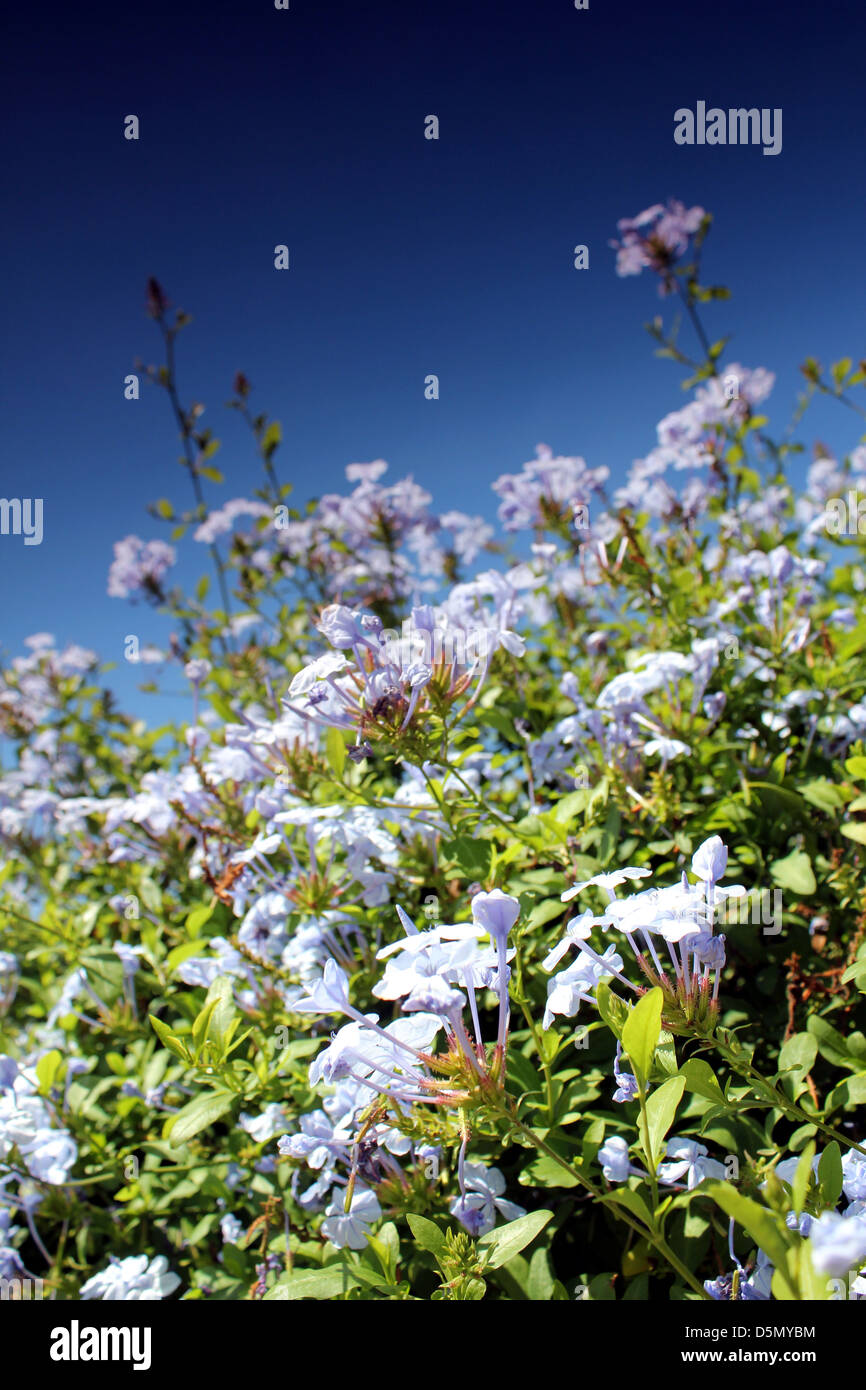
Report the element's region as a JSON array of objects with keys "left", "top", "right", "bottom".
[
  {"left": 80, "top": 1254, "right": 181, "bottom": 1300},
  {"left": 644, "top": 737, "right": 691, "bottom": 763},
  {"left": 219, "top": 1213, "right": 244, "bottom": 1245},
  {"left": 321, "top": 1186, "right": 382, "bottom": 1249},
  {"left": 691, "top": 835, "right": 728, "bottom": 885},
  {"left": 561, "top": 867, "right": 651, "bottom": 904},
  {"left": 22, "top": 1130, "right": 78, "bottom": 1185},
  {"left": 542, "top": 945, "right": 623, "bottom": 1029},
  {"left": 598, "top": 1136, "right": 632, "bottom": 1183},
  {"left": 448, "top": 1162, "right": 525, "bottom": 1236},
  {"left": 240, "top": 1103, "right": 288, "bottom": 1144},
  {"left": 657, "top": 1138, "right": 726, "bottom": 1189},
  {"left": 288, "top": 652, "right": 349, "bottom": 697},
  {"left": 809, "top": 1209, "right": 866, "bottom": 1277}
]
